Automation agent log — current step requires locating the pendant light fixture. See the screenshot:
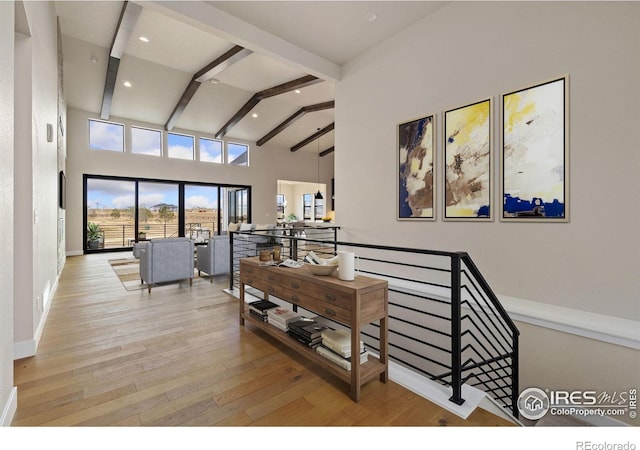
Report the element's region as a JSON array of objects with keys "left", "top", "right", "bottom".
[{"left": 315, "top": 132, "right": 323, "bottom": 200}]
